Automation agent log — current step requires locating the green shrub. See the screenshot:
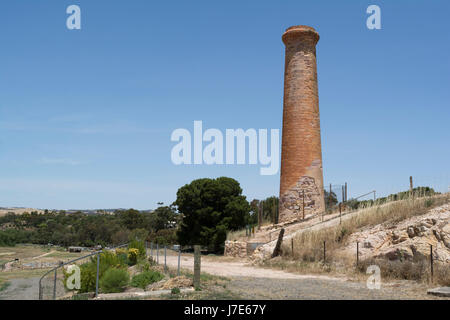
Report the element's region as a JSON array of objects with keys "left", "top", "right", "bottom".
[
  {"left": 127, "top": 248, "right": 139, "bottom": 265},
  {"left": 100, "top": 268, "right": 130, "bottom": 293},
  {"left": 128, "top": 239, "right": 146, "bottom": 259},
  {"left": 130, "top": 270, "right": 164, "bottom": 289},
  {"left": 116, "top": 252, "right": 128, "bottom": 266},
  {"left": 64, "top": 251, "right": 127, "bottom": 293},
  {"left": 171, "top": 287, "right": 180, "bottom": 295},
  {"left": 97, "top": 251, "right": 125, "bottom": 269},
  {"left": 138, "top": 261, "right": 151, "bottom": 272},
  {"left": 78, "top": 262, "right": 98, "bottom": 293}
]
